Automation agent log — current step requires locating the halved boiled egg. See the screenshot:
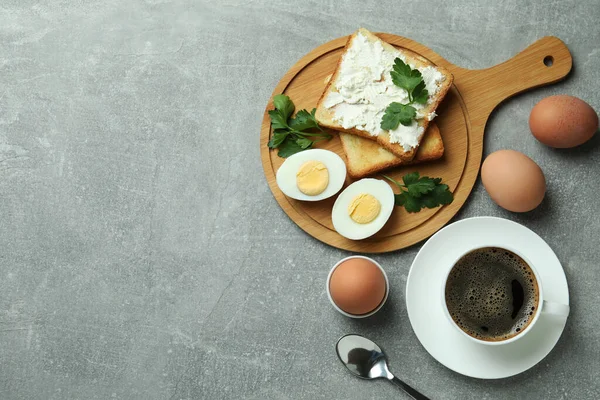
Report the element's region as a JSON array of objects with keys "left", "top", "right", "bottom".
[
  {"left": 276, "top": 149, "right": 347, "bottom": 201},
  {"left": 332, "top": 178, "right": 394, "bottom": 240}
]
